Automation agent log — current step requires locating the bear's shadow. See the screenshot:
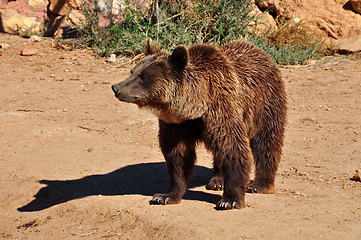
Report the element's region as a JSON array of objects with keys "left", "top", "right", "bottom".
[{"left": 18, "top": 162, "right": 221, "bottom": 212}]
